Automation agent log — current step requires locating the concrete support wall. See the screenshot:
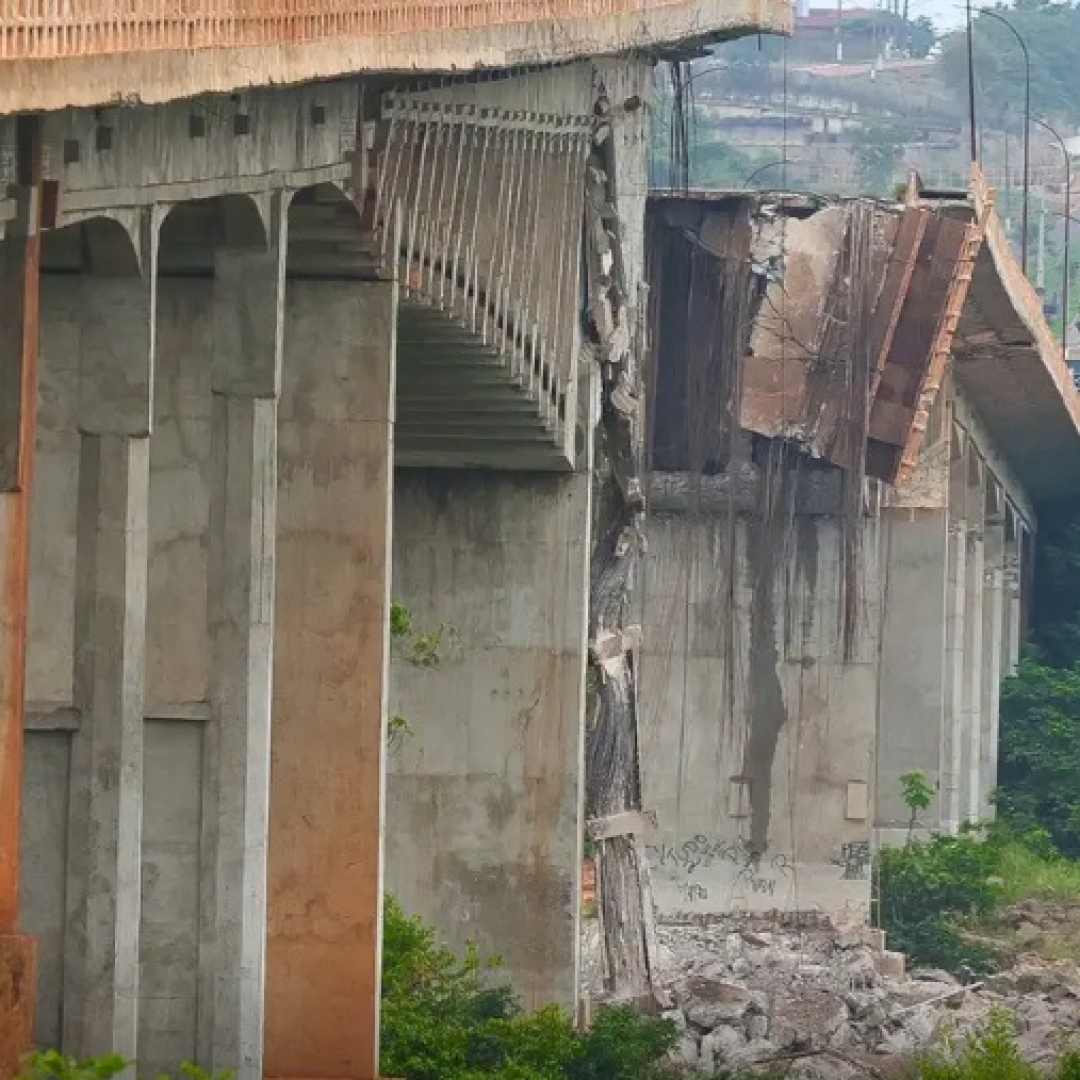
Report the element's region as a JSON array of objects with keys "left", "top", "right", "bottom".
[
  {"left": 387, "top": 469, "right": 591, "bottom": 1009},
  {"left": 637, "top": 499, "right": 882, "bottom": 923},
  {"left": 876, "top": 388, "right": 1029, "bottom": 840}
]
